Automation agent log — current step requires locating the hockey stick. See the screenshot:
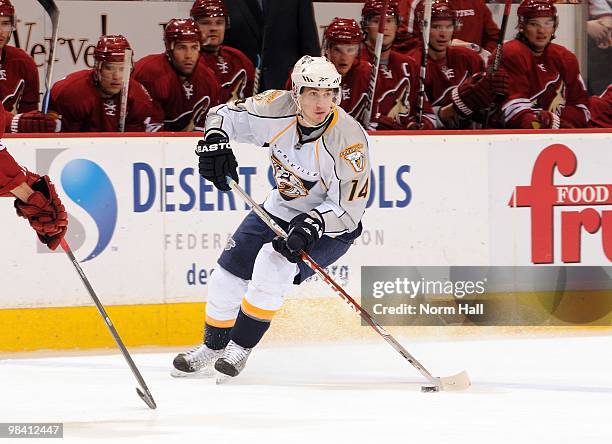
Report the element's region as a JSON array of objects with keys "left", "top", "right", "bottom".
[
  {"left": 118, "top": 48, "right": 132, "bottom": 132},
  {"left": 37, "top": 0, "right": 60, "bottom": 113},
  {"left": 482, "top": 0, "right": 512, "bottom": 129},
  {"left": 59, "top": 239, "right": 157, "bottom": 409},
  {"left": 253, "top": 53, "right": 262, "bottom": 95},
  {"left": 226, "top": 177, "right": 470, "bottom": 392},
  {"left": 361, "top": 0, "right": 389, "bottom": 130},
  {"left": 416, "top": 0, "right": 433, "bottom": 125}
]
